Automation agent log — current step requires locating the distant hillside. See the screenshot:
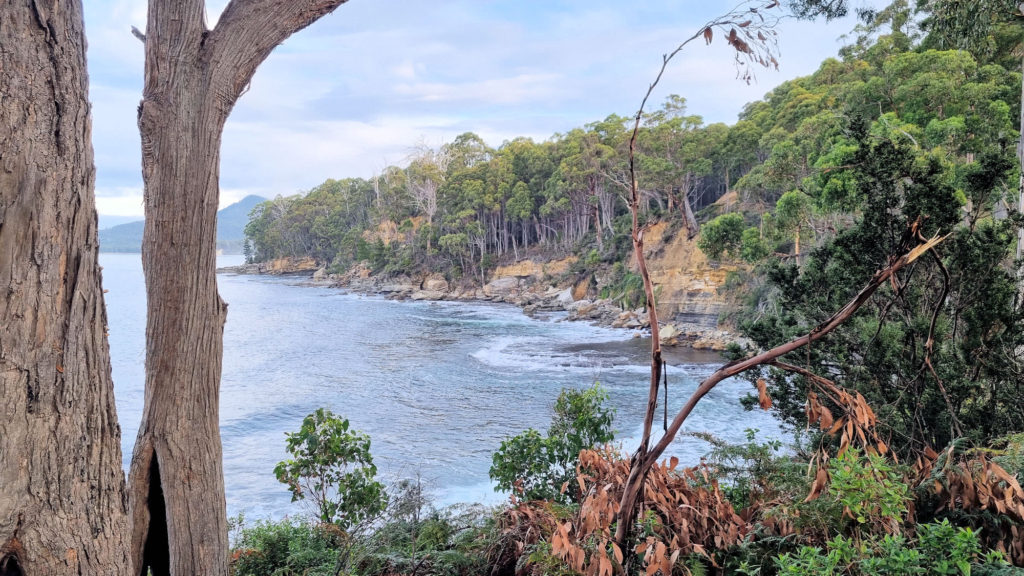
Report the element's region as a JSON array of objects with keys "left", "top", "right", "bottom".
[
  {"left": 97, "top": 220, "right": 145, "bottom": 253},
  {"left": 98, "top": 195, "right": 266, "bottom": 254}
]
